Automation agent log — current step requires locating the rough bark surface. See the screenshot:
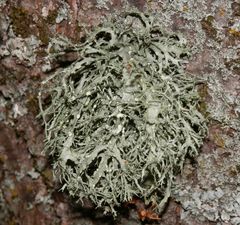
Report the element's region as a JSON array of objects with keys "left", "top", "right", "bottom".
[{"left": 0, "top": 1, "right": 239, "bottom": 225}]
